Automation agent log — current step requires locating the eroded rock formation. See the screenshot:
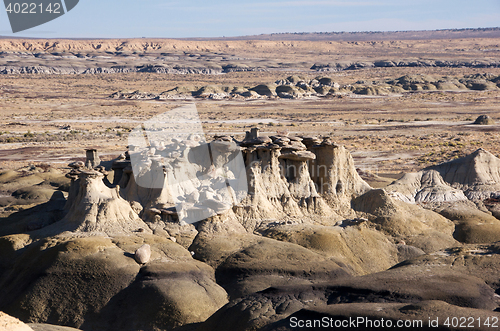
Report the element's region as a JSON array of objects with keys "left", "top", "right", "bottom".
[
  {"left": 386, "top": 148, "right": 500, "bottom": 244},
  {"left": 3, "top": 129, "right": 500, "bottom": 330},
  {"left": 40, "top": 169, "right": 152, "bottom": 237}
]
